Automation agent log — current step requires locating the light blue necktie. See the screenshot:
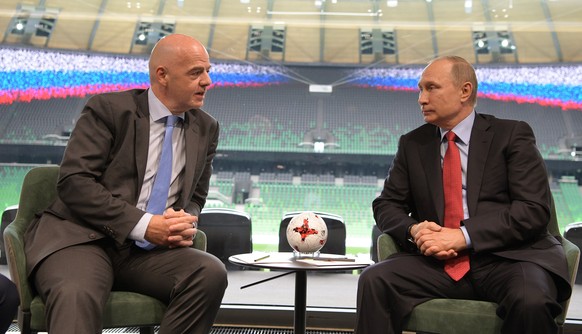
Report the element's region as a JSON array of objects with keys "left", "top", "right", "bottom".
[{"left": 136, "top": 115, "right": 179, "bottom": 250}]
